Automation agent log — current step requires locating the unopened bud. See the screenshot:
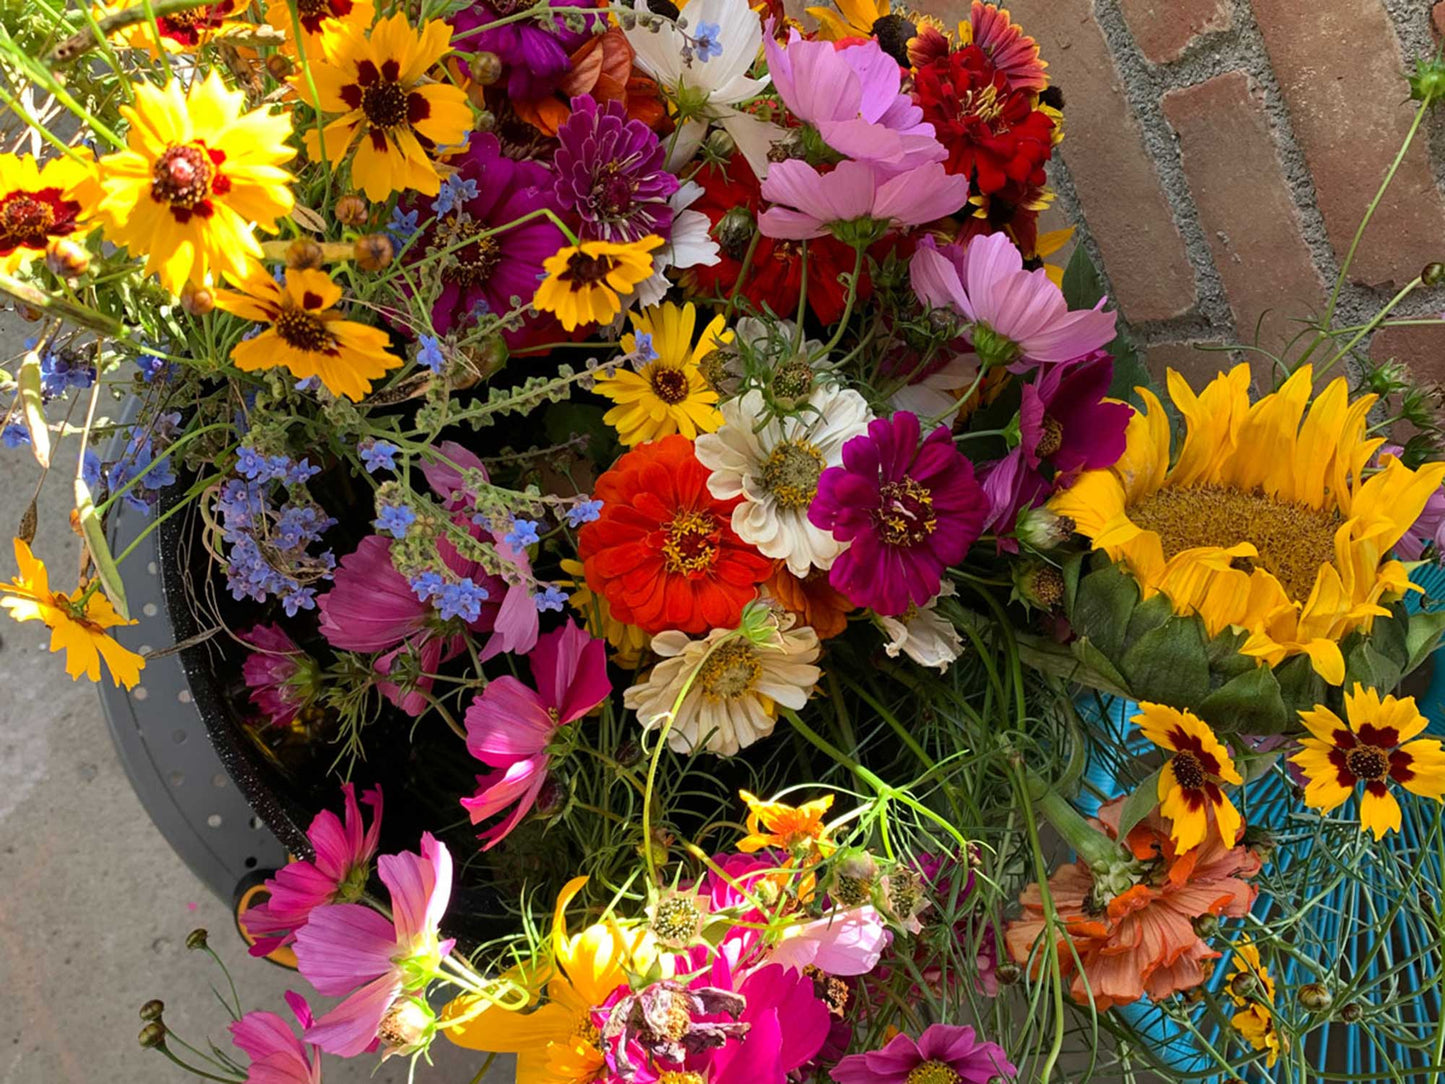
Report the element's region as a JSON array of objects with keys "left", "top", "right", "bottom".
[
  {"left": 354, "top": 233, "right": 393, "bottom": 271},
  {"left": 138, "top": 1022, "right": 167, "bottom": 1049},
  {"left": 377, "top": 998, "right": 436, "bottom": 1056},
  {"left": 716, "top": 205, "right": 756, "bottom": 261},
  {"left": 1410, "top": 57, "right": 1445, "bottom": 105},
  {"left": 185, "top": 928, "right": 209, "bottom": 951},
  {"left": 615, "top": 738, "right": 642, "bottom": 768},
  {"left": 474, "top": 109, "right": 497, "bottom": 133},
  {"left": 265, "top": 53, "right": 294, "bottom": 79},
  {"left": 468, "top": 50, "right": 503, "bottom": 86},
  {"left": 1190, "top": 913, "right": 1219, "bottom": 938},
  {"left": 1297, "top": 983, "right": 1333, "bottom": 1013},
  {"left": 533, "top": 775, "right": 566, "bottom": 818},
  {"left": 45, "top": 238, "right": 89, "bottom": 278},
  {"left": 139, "top": 999, "right": 165, "bottom": 1022},
  {"left": 1425, "top": 262, "right": 1445, "bottom": 287},
  {"left": 994, "top": 962, "right": 1022, "bottom": 986},
  {"left": 335, "top": 194, "right": 369, "bottom": 227},
  {"left": 1015, "top": 507, "right": 1073, "bottom": 551},
  {"left": 286, "top": 239, "right": 324, "bottom": 270},
  {"left": 1230, "top": 972, "right": 1259, "bottom": 999},
  {"left": 181, "top": 284, "right": 214, "bottom": 316},
  {"left": 16, "top": 303, "right": 42, "bottom": 321},
  {"left": 1338, "top": 1001, "right": 1363, "bottom": 1023}
]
